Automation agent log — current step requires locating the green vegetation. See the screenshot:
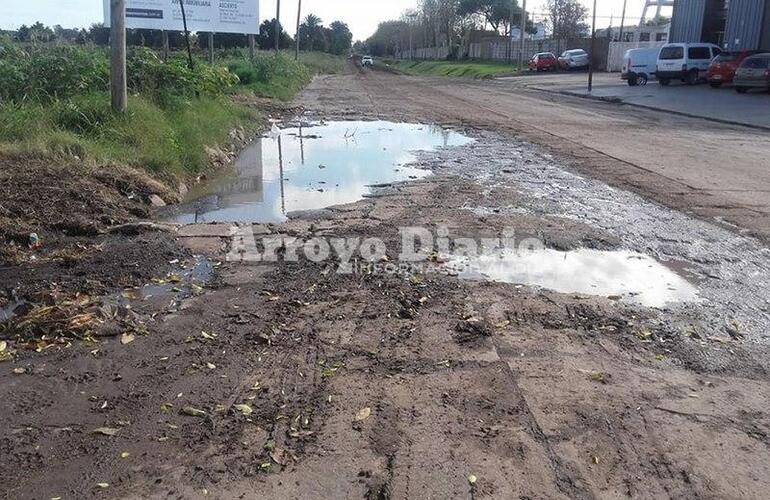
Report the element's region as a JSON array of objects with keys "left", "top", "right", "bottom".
[
  {"left": 387, "top": 59, "right": 520, "bottom": 79},
  {"left": 226, "top": 53, "right": 311, "bottom": 101},
  {"left": 0, "top": 39, "right": 342, "bottom": 179}
]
